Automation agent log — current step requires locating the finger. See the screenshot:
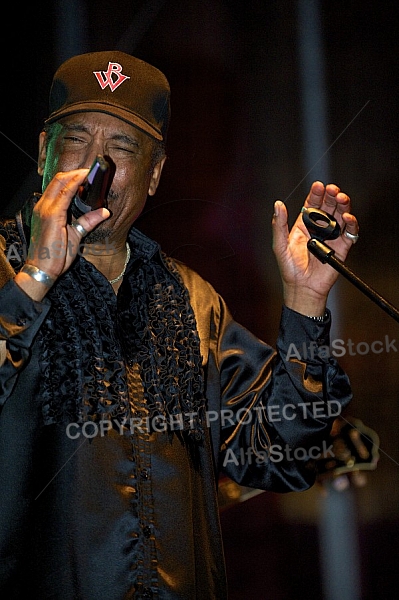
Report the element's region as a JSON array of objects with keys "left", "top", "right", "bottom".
[
  {"left": 272, "top": 200, "right": 289, "bottom": 255},
  {"left": 69, "top": 207, "right": 110, "bottom": 239},
  {"left": 333, "top": 191, "right": 351, "bottom": 216},
  {"left": 341, "top": 213, "right": 359, "bottom": 246},
  {"left": 322, "top": 184, "right": 342, "bottom": 212},
  {"left": 40, "top": 169, "right": 90, "bottom": 214},
  {"left": 304, "top": 182, "right": 352, "bottom": 218},
  {"left": 69, "top": 222, "right": 89, "bottom": 238},
  {"left": 303, "top": 181, "right": 326, "bottom": 209}
]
